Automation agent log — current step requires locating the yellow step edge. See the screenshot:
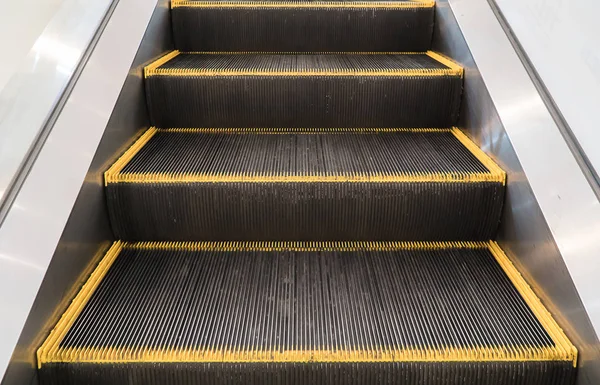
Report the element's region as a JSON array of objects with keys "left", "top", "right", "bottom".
[
  {"left": 159, "top": 127, "right": 453, "bottom": 134},
  {"left": 130, "top": 240, "right": 490, "bottom": 252},
  {"left": 186, "top": 51, "right": 422, "bottom": 54},
  {"left": 171, "top": 0, "right": 435, "bottom": 9},
  {"left": 103, "top": 127, "right": 505, "bottom": 185},
  {"left": 36, "top": 242, "right": 124, "bottom": 369},
  {"left": 143, "top": 50, "right": 463, "bottom": 77},
  {"left": 488, "top": 242, "right": 578, "bottom": 367},
  {"left": 144, "top": 50, "right": 180, "bottom": 78},
  {"left": 450, "top": 127, "right": 506, "bottom": 184},
  {"left": 37, "top": 241, "right": 575, "bottom": 366}
]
